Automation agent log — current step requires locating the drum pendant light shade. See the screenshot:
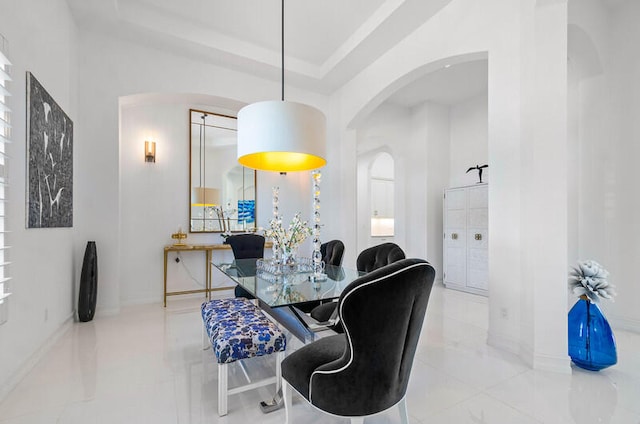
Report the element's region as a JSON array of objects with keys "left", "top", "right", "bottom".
[{"left": 237, "top": 100, "right": 326, "bottom": 172}]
